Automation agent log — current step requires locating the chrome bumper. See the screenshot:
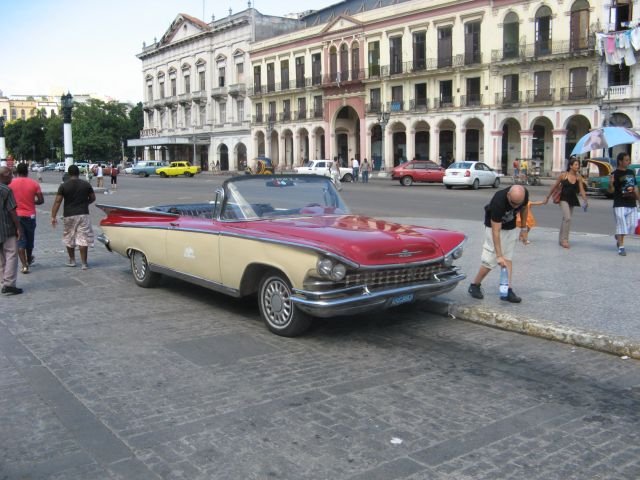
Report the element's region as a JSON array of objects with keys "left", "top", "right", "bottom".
[
  {"left": 96, "top": 233, "right": 112, "bottom": 252},
  {"left": 291, "top": 268, "right": 465, "bottom": 318}
]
